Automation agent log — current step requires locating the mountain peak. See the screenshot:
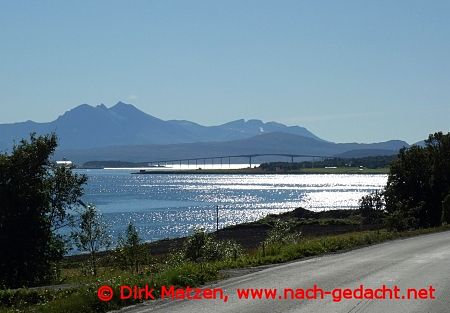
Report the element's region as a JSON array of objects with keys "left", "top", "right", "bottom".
[
  {"left": 72, "top": 103, "right": 94, "bottom": 111},
  {"left": 110, "top": 101, "right": 137, "bottom": 110},
  {"left": 58, "top": 103, "right": 95, "bottom": 118},
  {"left": 109, "top": 101, "right": 142, "bottom": 113},
  {"left": 112, "top": 101, "right": 132, "bottom": 108},
  {"left": 222, "top": 119, "right": 264, "bottom": 127}
]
